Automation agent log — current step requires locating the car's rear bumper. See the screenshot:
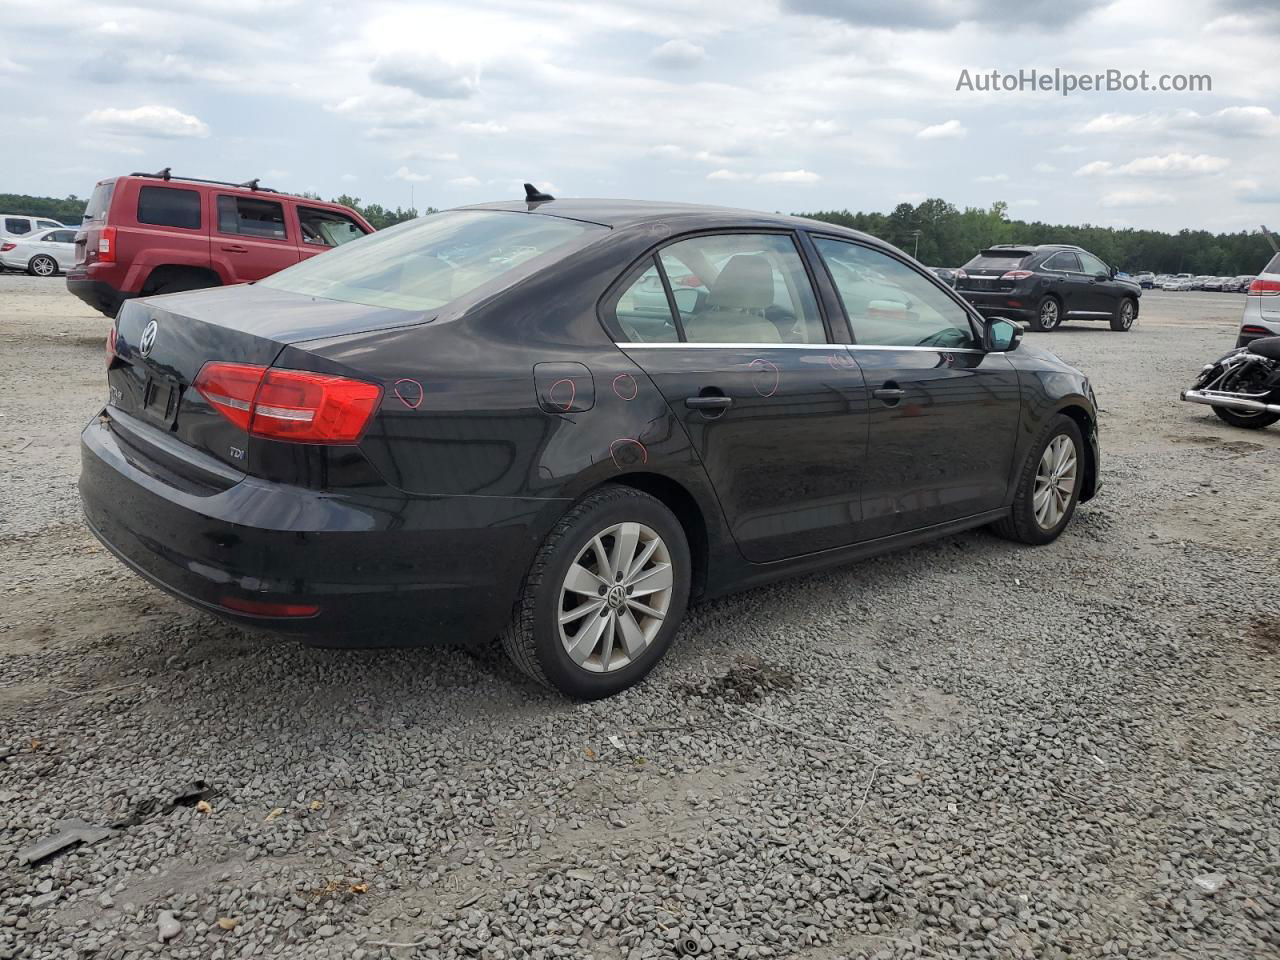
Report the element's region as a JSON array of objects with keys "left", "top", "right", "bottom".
[
  {"left": 66, "top": 275, "right": 131, "bottom": 318},
  {"left": 957, "top": 290, "right": 1035, "bottom": 320},
  {"left": 1236, "top": 297, "right": 1280, "bottom": 347},
  {"left": 80, "top": 409, "right": 566, "bottom": 647}
]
